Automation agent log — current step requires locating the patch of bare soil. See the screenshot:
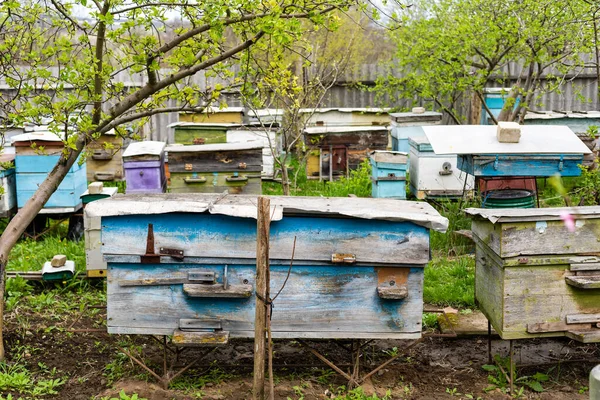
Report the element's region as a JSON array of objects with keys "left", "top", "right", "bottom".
[{"left": 3, "top": 298, "right": 598, "bottom": 399}]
